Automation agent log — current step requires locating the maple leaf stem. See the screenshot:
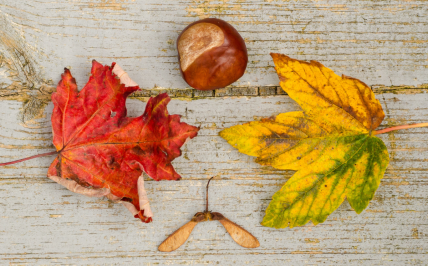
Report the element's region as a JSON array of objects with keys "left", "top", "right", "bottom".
[
  {"left": 0, "top": 151, "right": 58, "bottom": 167},
  {"left": 374, "top": 123, "right": 428, "bottom": 135}
]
